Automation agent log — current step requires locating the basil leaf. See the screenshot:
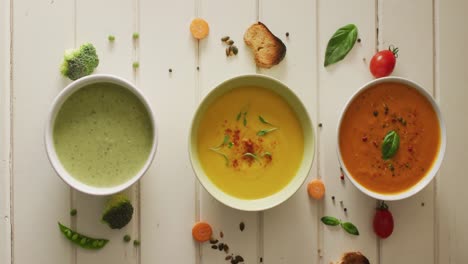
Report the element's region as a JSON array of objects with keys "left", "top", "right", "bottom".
[
  {"left": 382, "top": 130, "right": 400, "bottom": 160},
  {"left": 243, "top": 152, "right": 260, "bottom": 162},
  {"left": 236, "top": 112, "right": 242, "bottom": 121},
  {"left": 321, "top": 216, "right": 341, "bottom": 226},
  {"left": 257, "top": 128, "right": 278, "bottom": 136},
  {"left": 341, "top": 222, "right": 359, "bottom": 236},
  {"left": 209, "top": 148, "right": 229, "bottom": 166},
  {"left": 324, "top": 24, "right": 358, "bottom": 67}
]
